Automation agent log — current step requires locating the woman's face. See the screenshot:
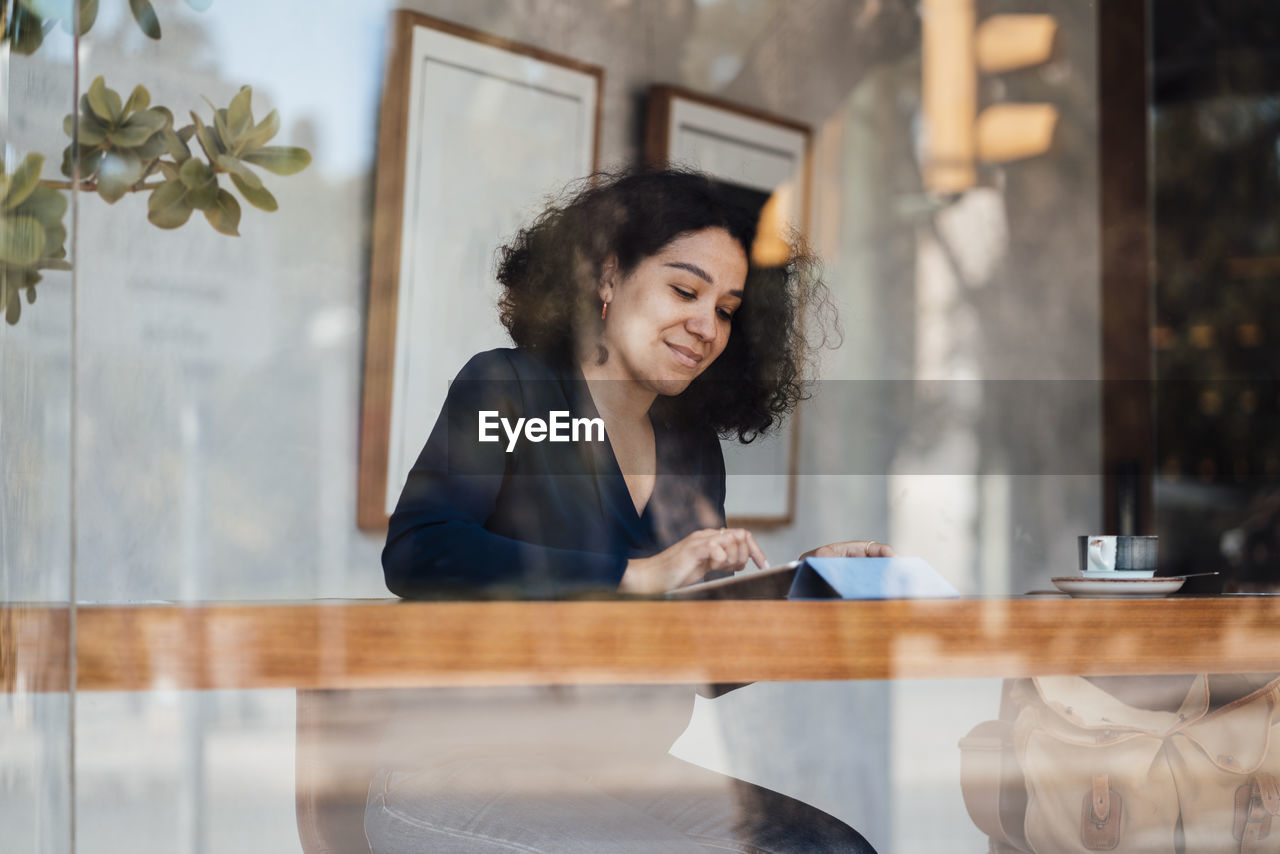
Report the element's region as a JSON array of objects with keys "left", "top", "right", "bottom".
[{"left": 597, "top": 227, "right": 749, "bottom": 397}]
